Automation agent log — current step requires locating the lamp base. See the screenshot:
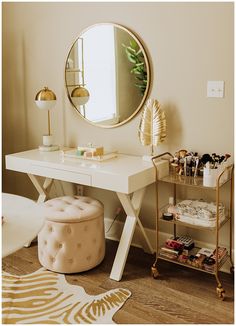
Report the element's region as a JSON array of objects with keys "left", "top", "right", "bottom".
[{"left": 39, "top": 145, "right": 59, "bottom": 152}]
